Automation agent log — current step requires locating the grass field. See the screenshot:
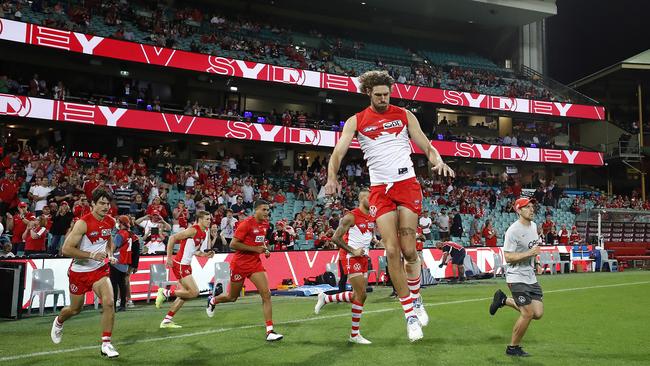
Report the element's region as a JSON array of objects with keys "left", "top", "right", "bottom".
[{"left": 1, "top": 270, "right": 649, "bottom": 366}]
